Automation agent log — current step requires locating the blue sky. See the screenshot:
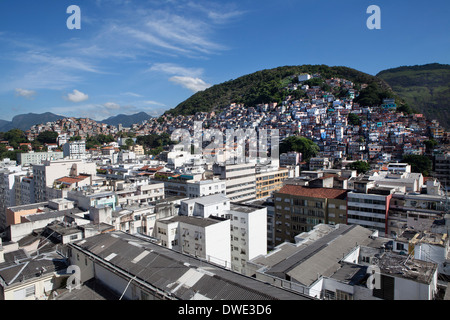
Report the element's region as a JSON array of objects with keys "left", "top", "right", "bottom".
[{"left": 0, "top": 0, "right": 449, "bottom": 121}]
